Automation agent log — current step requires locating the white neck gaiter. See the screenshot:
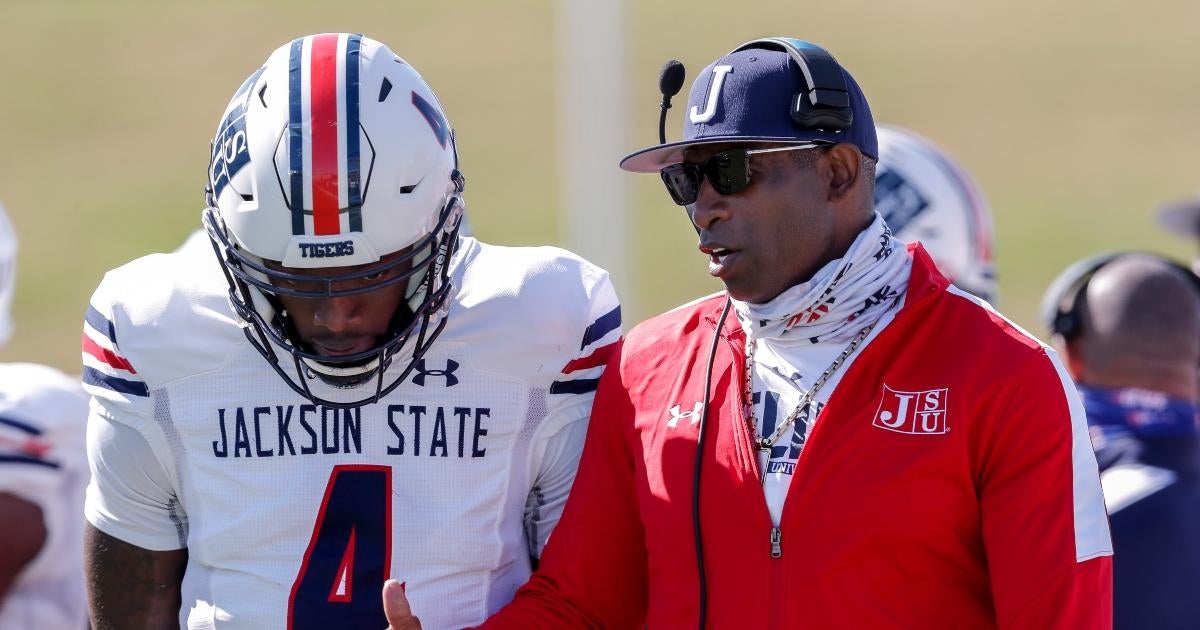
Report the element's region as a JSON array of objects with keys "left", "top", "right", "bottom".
[
  {"left": 733, "top": 213, "right": 912, "bottom": 527},
  {"left": 732, "top": 213, "right": 908, "bottom": 344}
]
